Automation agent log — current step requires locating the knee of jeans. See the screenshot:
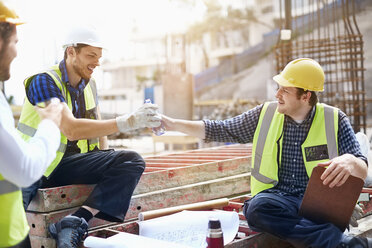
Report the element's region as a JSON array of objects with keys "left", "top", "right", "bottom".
[
  {"left": 118, "top": 150, "right": 146, "bottom": 170},
  {"left": 244, "top": 197, "right": 274, "bottom": 227}
]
